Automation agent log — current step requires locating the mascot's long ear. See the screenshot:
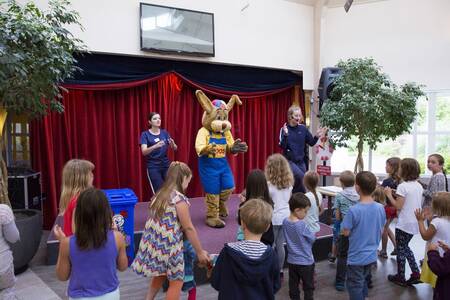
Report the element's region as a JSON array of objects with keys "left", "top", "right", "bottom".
[
  {"left": 227, "top": 94, "right": 242, "bottom": 111},
  {"left": 195, "top": 90, "right": 214, "bottom": 114}
]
